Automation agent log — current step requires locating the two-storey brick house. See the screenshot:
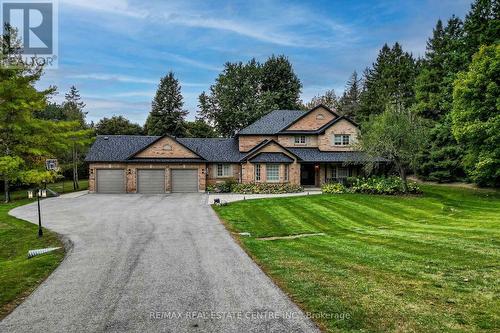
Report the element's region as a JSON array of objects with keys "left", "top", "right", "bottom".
[{"left": 86, "top": 105, "right": 385, "bottom": 193}]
